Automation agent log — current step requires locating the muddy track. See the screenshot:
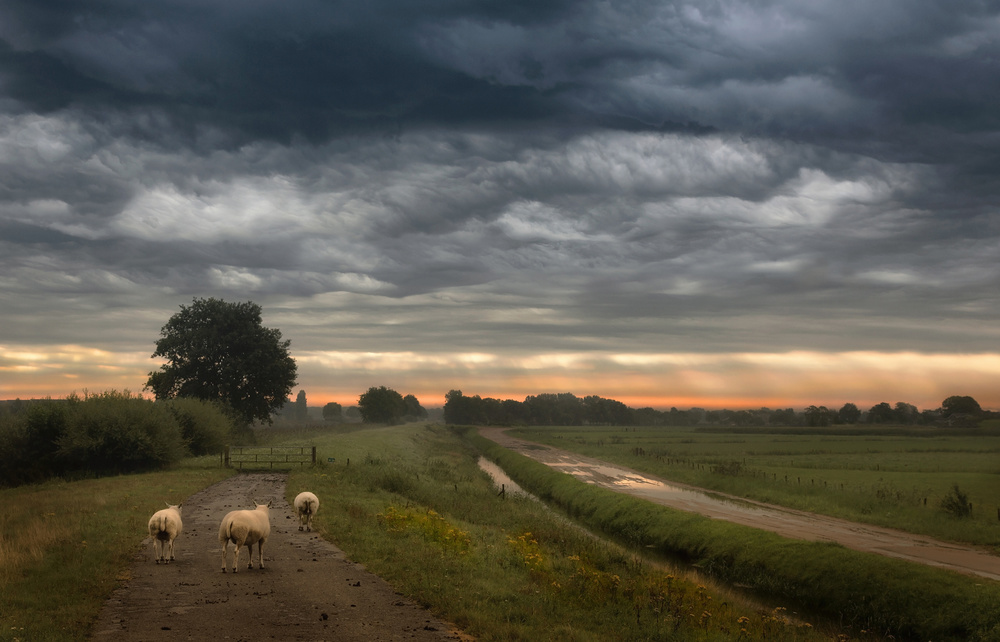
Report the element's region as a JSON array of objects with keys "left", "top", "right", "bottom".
[
  {"left": 479, "top": 427, "right": 1000, "bottom": 582},
  {"left": 92, "top": 472, "right": 469, "bottom": 641}
]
